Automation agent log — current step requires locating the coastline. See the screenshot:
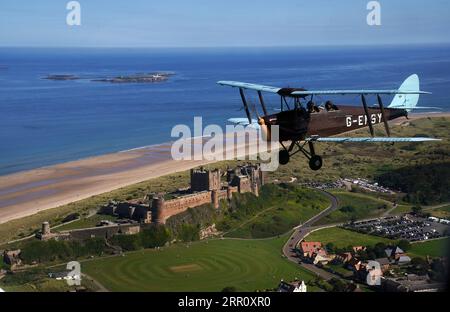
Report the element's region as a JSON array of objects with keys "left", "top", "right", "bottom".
[
  {"left": 0, "top": 132, "right": 261, "bottom": 224},
  {"left": 0, "top": 112, "right": 448, "bottom": 225}
]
